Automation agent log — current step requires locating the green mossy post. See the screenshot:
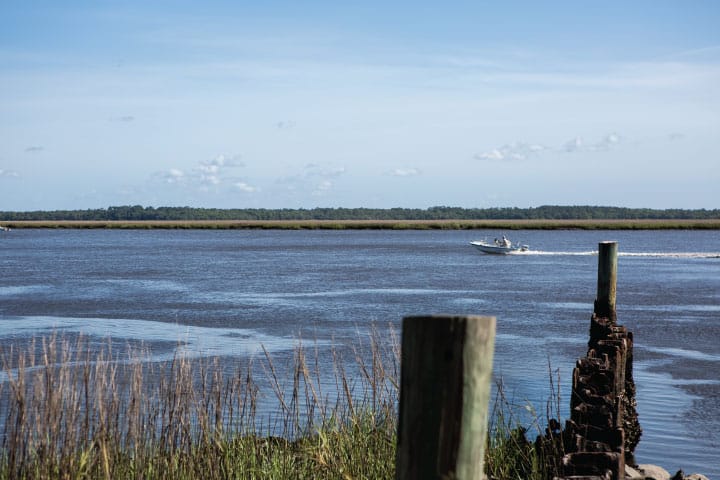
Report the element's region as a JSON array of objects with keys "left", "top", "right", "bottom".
[
  {"left": 396, "top": 315, "right": 496, "bottom": 480},
  {"left": 595, "top": 241, "right": 618, "bottom": 319}
]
